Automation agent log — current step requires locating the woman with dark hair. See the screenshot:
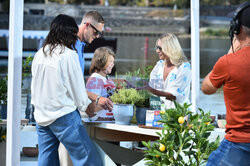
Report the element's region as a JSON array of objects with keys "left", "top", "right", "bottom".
[{"left": 31, "top": 14, "right": 102, "bottom": 166}]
